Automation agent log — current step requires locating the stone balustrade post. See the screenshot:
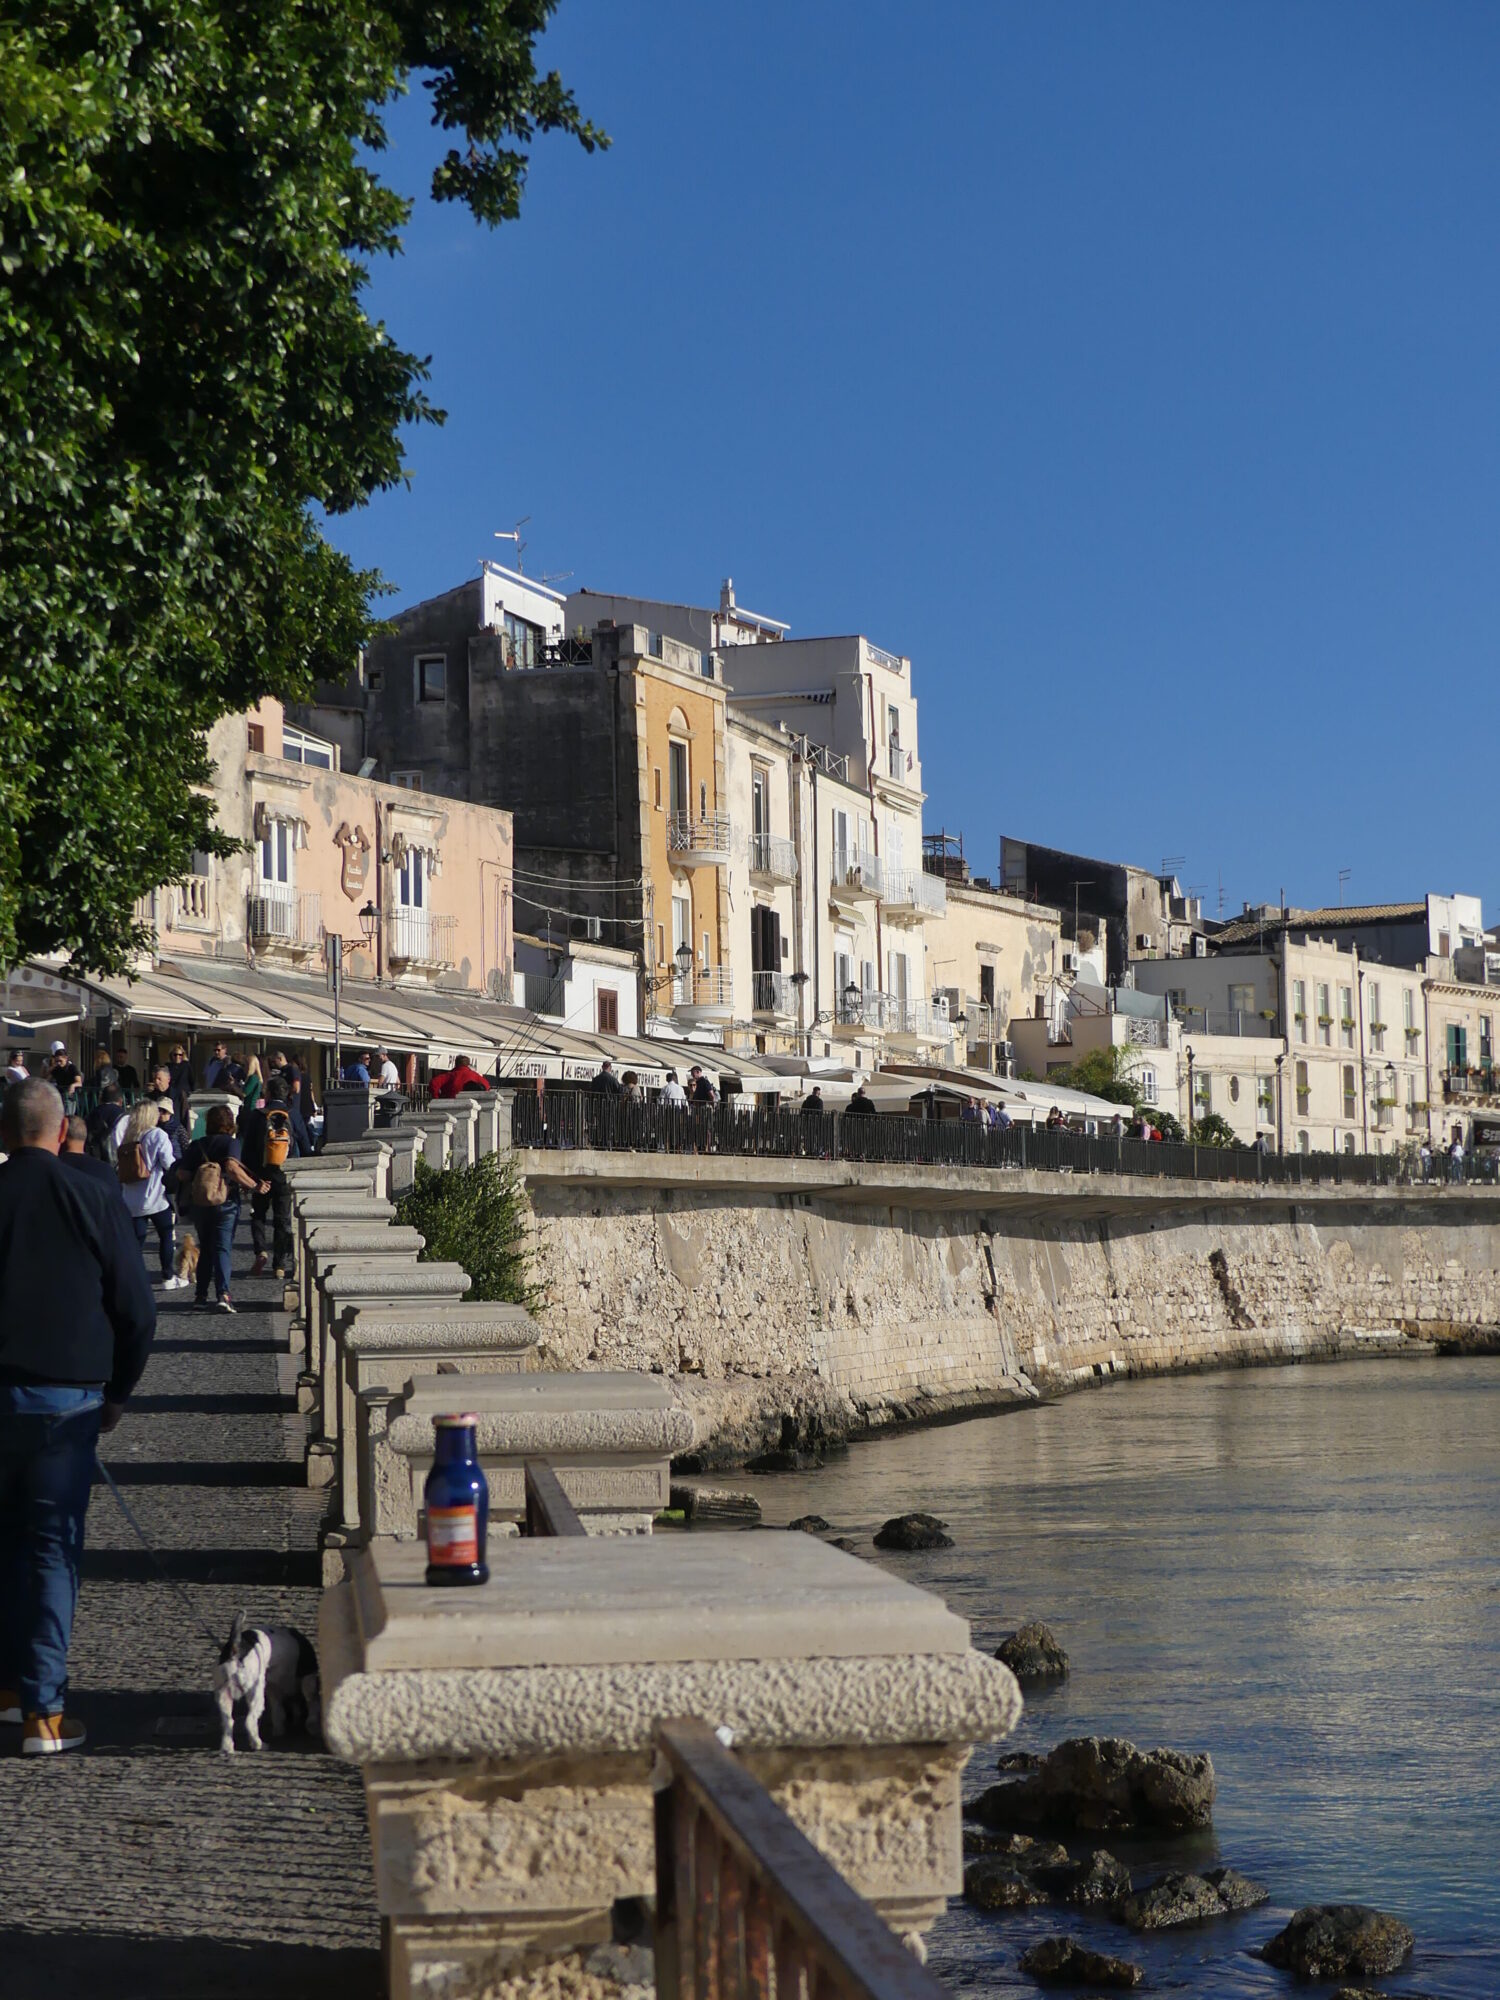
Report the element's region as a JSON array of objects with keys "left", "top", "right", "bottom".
[
  {"left": 320, "top": 1534, "right": 1022, "bottom": 2000},
  {"left": 302, "top": 1227, "right": 426, "bottom": 1434},
  {"left": 386, "top": 1127, "right": 425, "bottom": 1195},
  {"left": 405, "top": 1108, "right": 455, "bottom": 1172},
  {"left": 318, "top": 1138, "right": 394, "bottom": 1199},
  {"left": 286, "top": 1192, "right": 395, "bottom": 1335}
]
